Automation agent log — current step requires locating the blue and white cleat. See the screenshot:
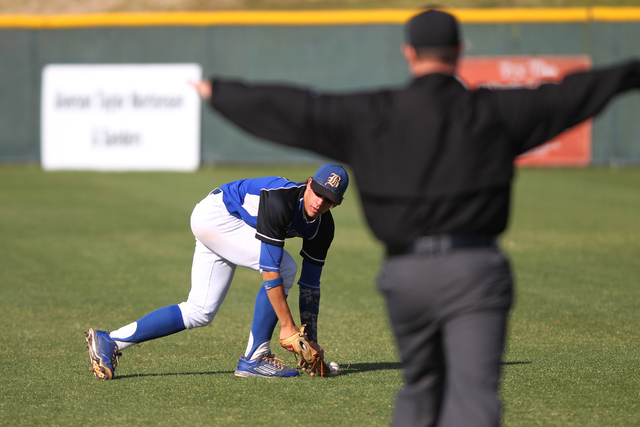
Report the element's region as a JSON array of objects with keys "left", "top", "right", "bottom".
[
  {"left": 85, "top": 328, "right": 121, "bottom": 380},
  {"left": 234, "top": 353, "right": 299, "bottom": 378}
]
